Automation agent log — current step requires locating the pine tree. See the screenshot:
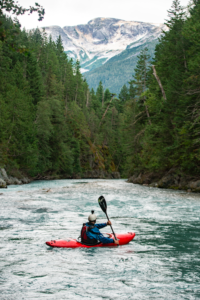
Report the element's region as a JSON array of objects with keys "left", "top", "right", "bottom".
[
  {"left": 131, "top": 47, "right": 151, "bottom": 124},
  {"left": 74, "top": 60, "right": 84, "bottom": 106},
  {"left": 128, "top": 82, "right": 136, "bottom": 100},
  {"left": 96, "top": 81, "right": 104, "bottom": 106},
  {"left": 26, "top": 53, "right": 43, "bottom": 105},
  {"left": 119, "top": 84, "right": 129, "bottom": 102},
  {"left": 104, "top": 88, "right": 111, "bottom": 102}
]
